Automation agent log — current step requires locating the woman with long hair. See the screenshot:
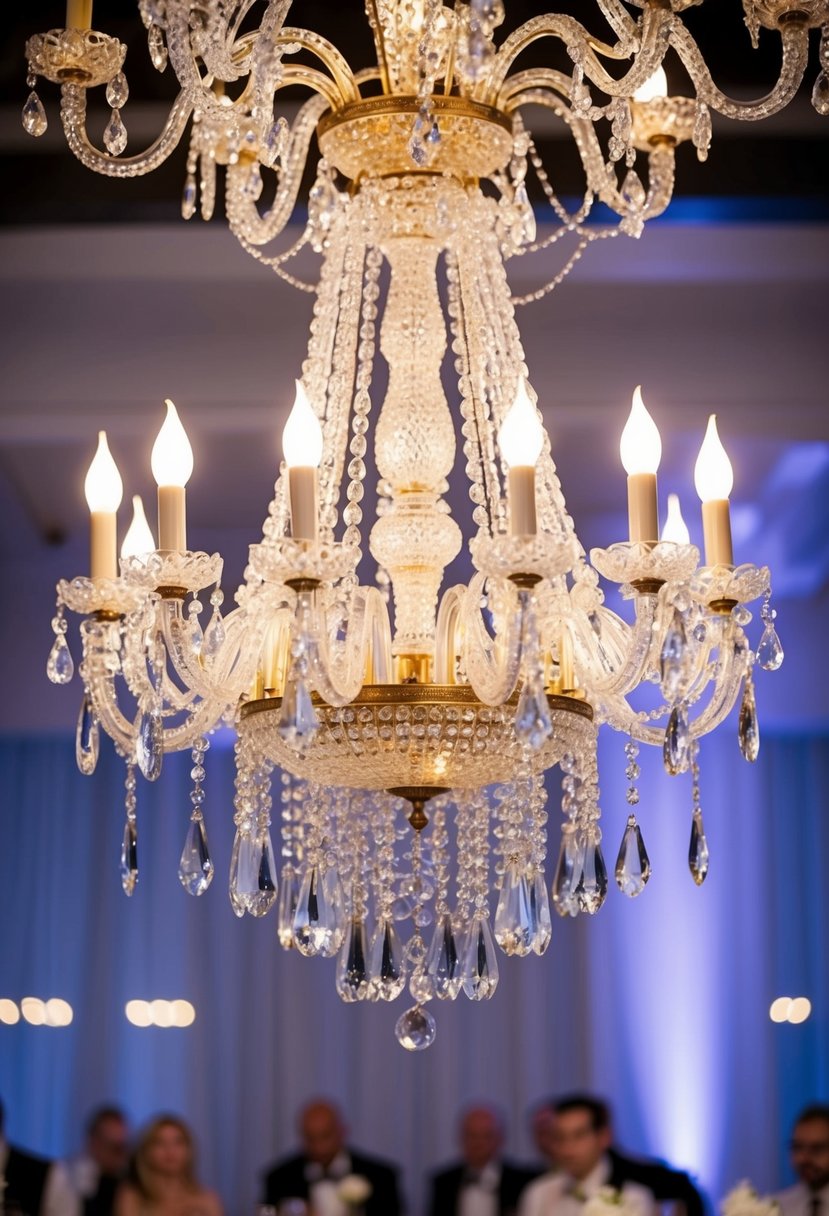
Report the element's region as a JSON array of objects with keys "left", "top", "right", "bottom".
[{"left": 115, "top": 1115, "right": 222, "bottom": 1216}]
